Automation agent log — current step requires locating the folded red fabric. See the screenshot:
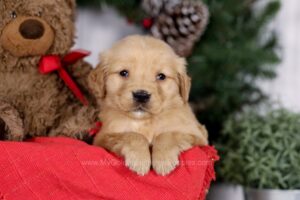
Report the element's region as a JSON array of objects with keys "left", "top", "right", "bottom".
[{"left": 0, "top": 137, "right": 219, "bottom": 200}]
